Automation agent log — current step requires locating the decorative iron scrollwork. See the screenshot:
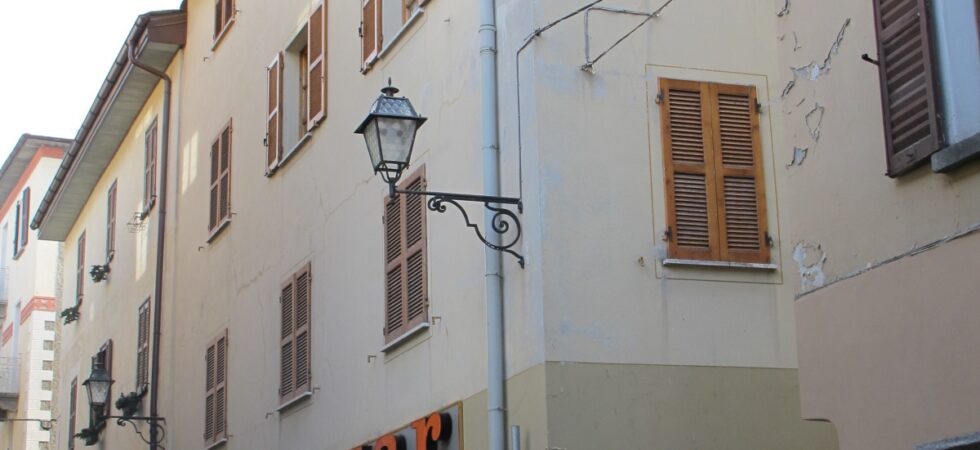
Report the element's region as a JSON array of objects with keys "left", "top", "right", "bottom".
[{"left": 426, "top": 196, "right": 524, "bottom": 267}]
